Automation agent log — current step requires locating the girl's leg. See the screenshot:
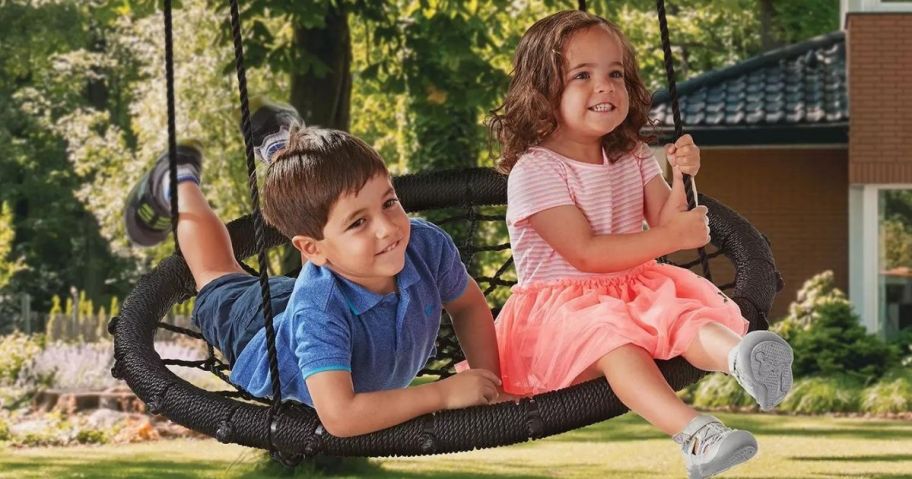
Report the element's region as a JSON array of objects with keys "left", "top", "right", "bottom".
[
  {"left": 682, "top": 320, "right": 794, "bottom": 411},
  {"left": 681, "top": 322, "right": 741, "bottom": 373},
  {"left": 593, "top": 344, "right": 698, "bottom": 435},
  {"left": 176, "top": 182, "right": 245, "bottom": 290},
  {"left": 591, "top": 345, "right": 760, "bottom": 478}
]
